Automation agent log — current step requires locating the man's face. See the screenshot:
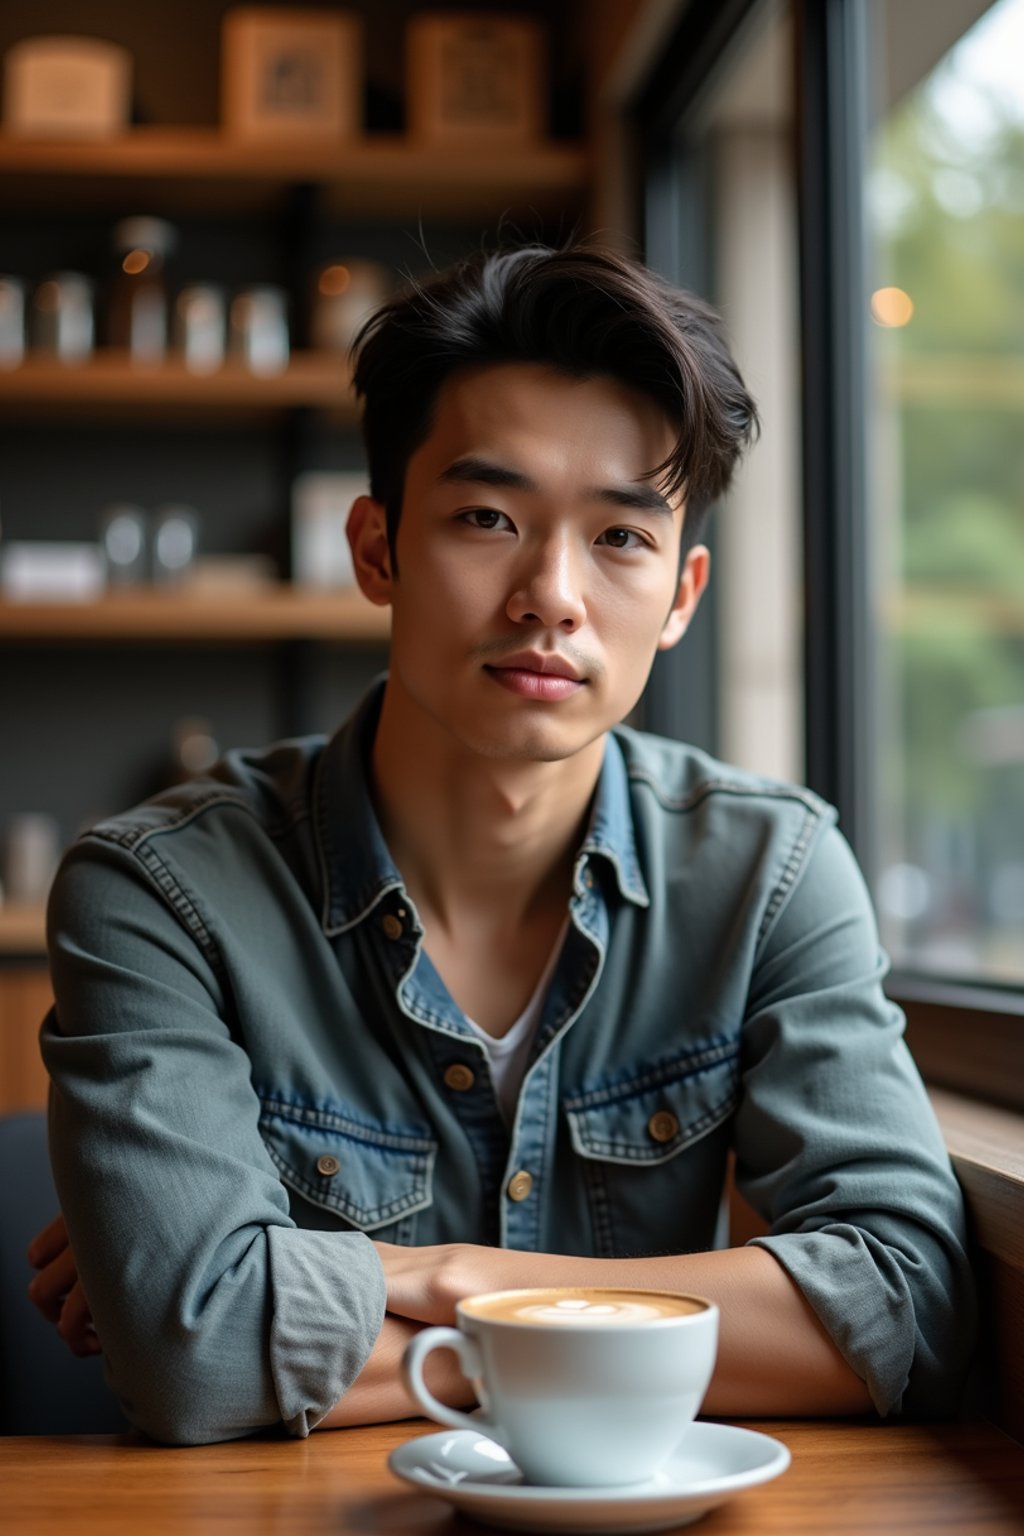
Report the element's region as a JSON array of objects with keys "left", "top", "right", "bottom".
[{"left": 351, "top": 362, "right": 708, "bottom": 765}]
